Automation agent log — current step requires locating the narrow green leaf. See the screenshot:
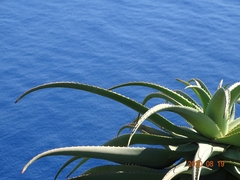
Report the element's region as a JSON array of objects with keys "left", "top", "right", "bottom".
[
  {"left": 189, "top": 78, "right": 212, "bottom": 97},
  {"left": 228, "top": 82, "right": 240, "bottom": 110},
  {"left": 66, "top": 158, "right": 89, "bottom": 178},
  {"left": 185, "top": 85, "right": 211, "bottom": 111},
  {"left": 228, "top": 104, "right": 236, "bottom": 123},
  {"left": 141, "top": 92, "right": 183, "bottom": 105},
  {"left": 61, "top": 132, "right": 170, "bottom": 179},
  {"left": 205, "top": 88, "right": 228, "bottom": 135},
  {"left": 109, "top": 81, "right": 198, "bottom": 109},
  {"left": 176, "top": 78, "right": 211, "bottom": 111},
  {"left": 54, "top": 156, "right": 80, "bottom": 180},
  {"left": 117, "top": 123, "right": 170, "bottom": 137},
  {"left": 16, "top": 82, "right": 204, "bottom": 141},
  {"left": 109, "top": 133, "right": 193, "bottom": 146},
  {"left": 227, "top": 124, "right": 240, "bottom": 136},
  {"left": 128, "top": 104, "right": 221, "bottom": 146},
  {"left": 219, "top": 147, "right": 240, "bottom": 163},
  {"left": 22, "top": 146, "right": 193, "bottom": 173},
  {"left": 214, "top": 132, "right": 240, "bottom": 148},
  {"left": 229, "top": 117, "right": 240, "bottom": 131},
  {"left": 223, "top": 161, "right": 240, "bottom": 167},
  {"left": 174, "top": 90, "right": 202, "bottom": 110}
]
